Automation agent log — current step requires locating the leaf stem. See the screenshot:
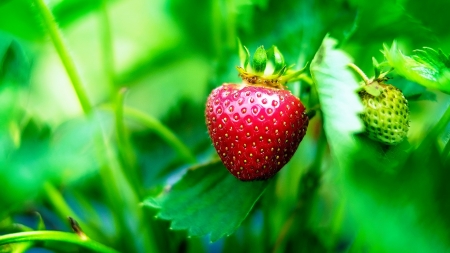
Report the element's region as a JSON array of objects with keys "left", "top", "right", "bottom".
[
  {"left": 99, "top": 0, "right": 116, "bottom": 96},
  {"left": 348, "top": 63, "right": 370, "bottom": 84},
  {"left": 97, "top": 128, "right": 159, "bottom": 253},
  {"left": 99, "top": 104, "right": 197, "bottom": 164},
  {"left": 0, "top": 231, "right": 119, "bottom": 253},
  {"left": 114, "top": 88, "right": 142, "bottom": 195},
  {"left": 32, "top": 0, "right": 92, "bottom": 114},
  {"left": 123, "top": 106, "right": 197, "bottom": 164},
  {"left": 43, "top": 183, "right": 99, "bottom": 241}
]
